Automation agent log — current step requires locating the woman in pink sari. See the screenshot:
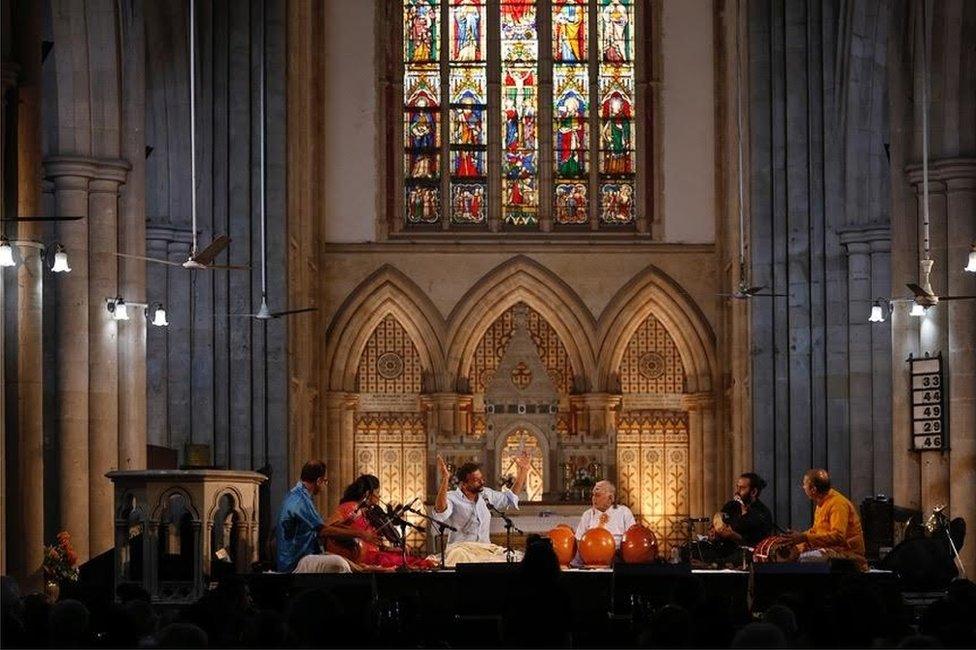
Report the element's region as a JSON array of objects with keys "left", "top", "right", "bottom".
[{"left": 326, "top": 474, "right": 435, "bottom": 569}]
